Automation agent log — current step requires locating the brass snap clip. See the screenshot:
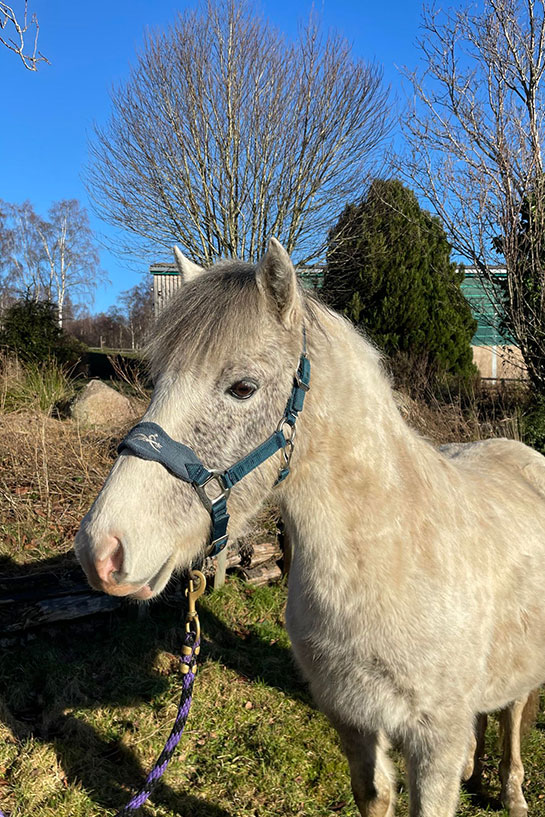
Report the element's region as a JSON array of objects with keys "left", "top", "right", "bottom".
[{"left": 185, "top": 569, "right": 206, "bottom": 646}]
